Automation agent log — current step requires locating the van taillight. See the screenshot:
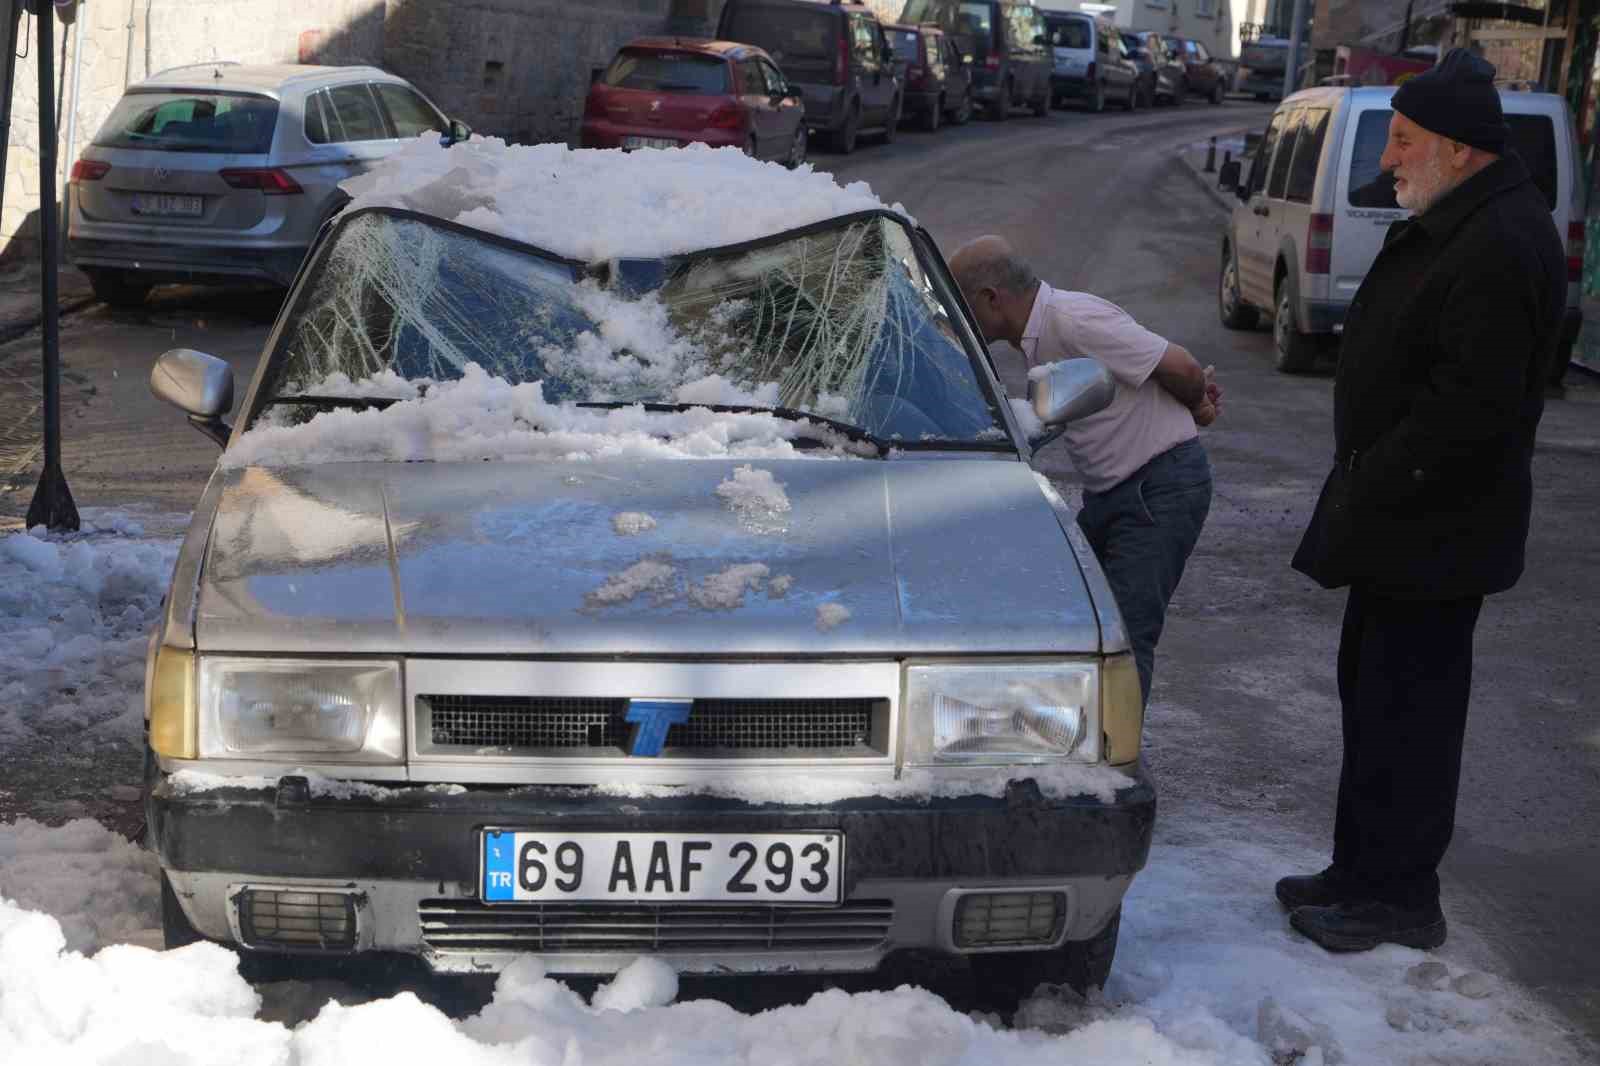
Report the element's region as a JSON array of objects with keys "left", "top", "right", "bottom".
[
  {"left": 836, "top": 24, "right": 849, "bottom": 84},
  {"left": 985, "top": 54, "right": 1000, "bottom": 71},
  {"left": 70, "top": 159, "right": 110, "bottom": 182},
  {"left": 1568, "top": 220, "right": 1585, "bottom": 283},
  {"left": 1306, "top": 213, "right": 1333, "bottom": 274},
  {"left": 219, "top": 168, "right": 303, "bottom": 194}
]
